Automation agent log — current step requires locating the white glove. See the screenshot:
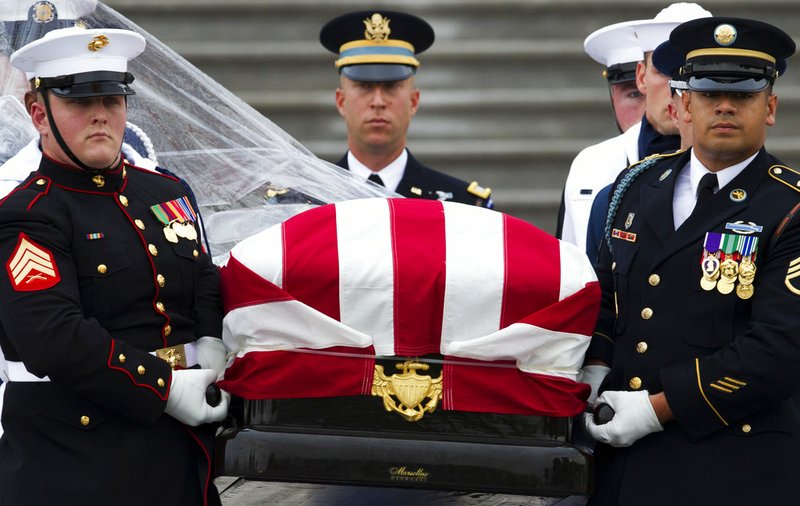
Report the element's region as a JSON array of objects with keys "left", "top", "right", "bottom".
[
  {"left": 584, "top": 390, "right": 663, "bottom": 447},
  {"left": 165, "top": 368, "right": 230, "bottom": 426},
  {"left": 195, "top": 336, "right": 227, "bottom": 380},
  {"left": 578, "top": 364, "right": 611, "bottom": 406}
]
